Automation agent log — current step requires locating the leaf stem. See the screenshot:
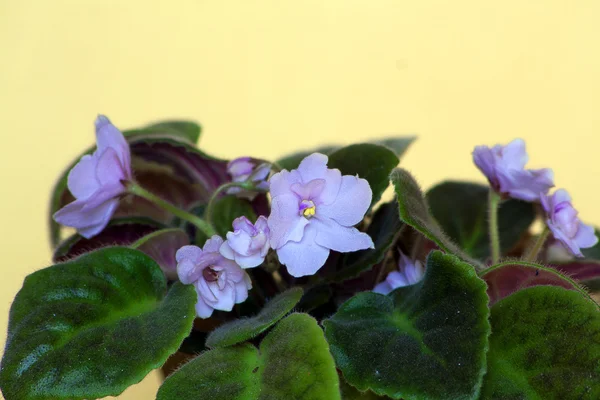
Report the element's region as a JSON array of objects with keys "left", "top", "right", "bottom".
[
  {"left": 127, "top": 182, "right": 216, "bottom": 238},
  {"left": 488, "top": 190, "right": 502, "bottom": 264},
  {"left": 526, "top": 226, "right": 551, "bottom": 262}
]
